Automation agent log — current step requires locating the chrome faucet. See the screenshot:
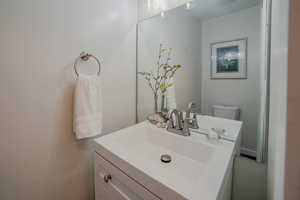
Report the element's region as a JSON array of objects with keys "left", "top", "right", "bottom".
[
  {"left": 185, "top": 102, "right": 199, "bottom": 129},
  {"left": 167, "top": 109, "right": 191, "bottom": 136}
]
